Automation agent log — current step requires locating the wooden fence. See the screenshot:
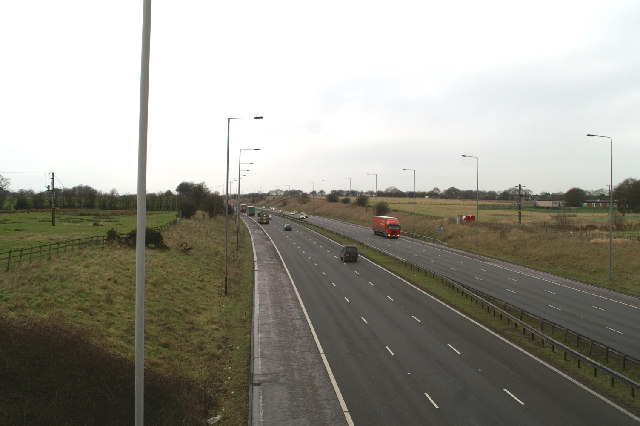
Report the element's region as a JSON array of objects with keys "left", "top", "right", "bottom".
[{"left": 1, "top": 236, "right": 107, "bottom": 271}]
